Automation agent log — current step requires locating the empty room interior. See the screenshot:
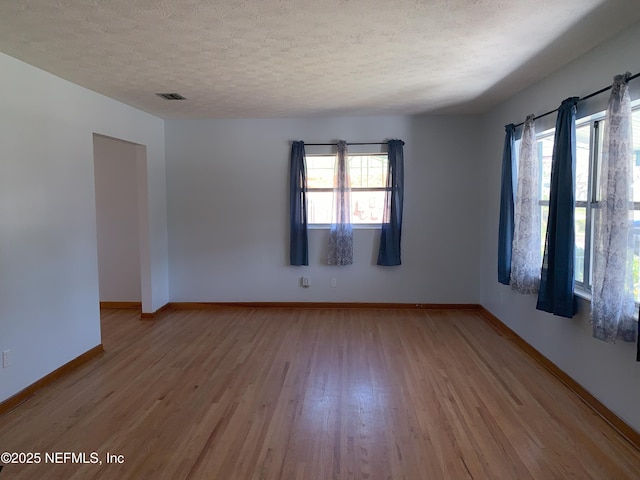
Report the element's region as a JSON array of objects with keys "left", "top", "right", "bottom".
[{"left": 2, "top": 1, "right": 640, "bottom": 478}]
